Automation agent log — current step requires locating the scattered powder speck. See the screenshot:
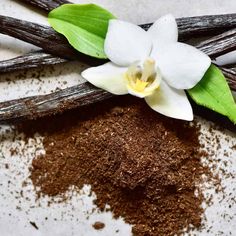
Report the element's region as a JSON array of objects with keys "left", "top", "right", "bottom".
[
  {"left": 189, "top": 118, "right": 236, "bottom": 235},
  {"left": 92, "top": 221, "right": 105, "bottom": 230}
]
